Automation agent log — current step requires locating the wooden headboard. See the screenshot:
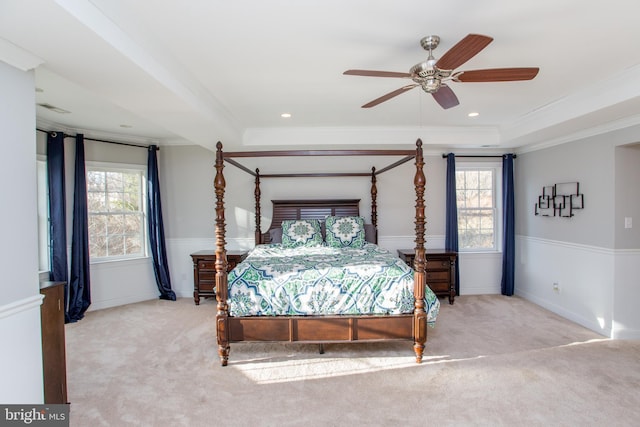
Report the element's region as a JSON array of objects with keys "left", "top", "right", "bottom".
[{"left": 259, "top": 199, "right": 365, "bottom": 244}]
